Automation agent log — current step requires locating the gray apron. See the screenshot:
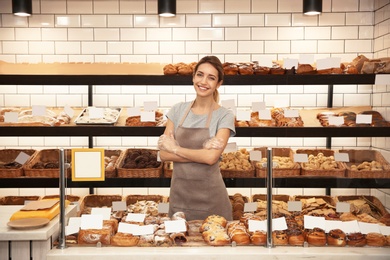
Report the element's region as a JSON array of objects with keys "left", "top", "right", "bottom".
[{"left": 168, "top": 101, "right": 233, "bottom": 221}]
